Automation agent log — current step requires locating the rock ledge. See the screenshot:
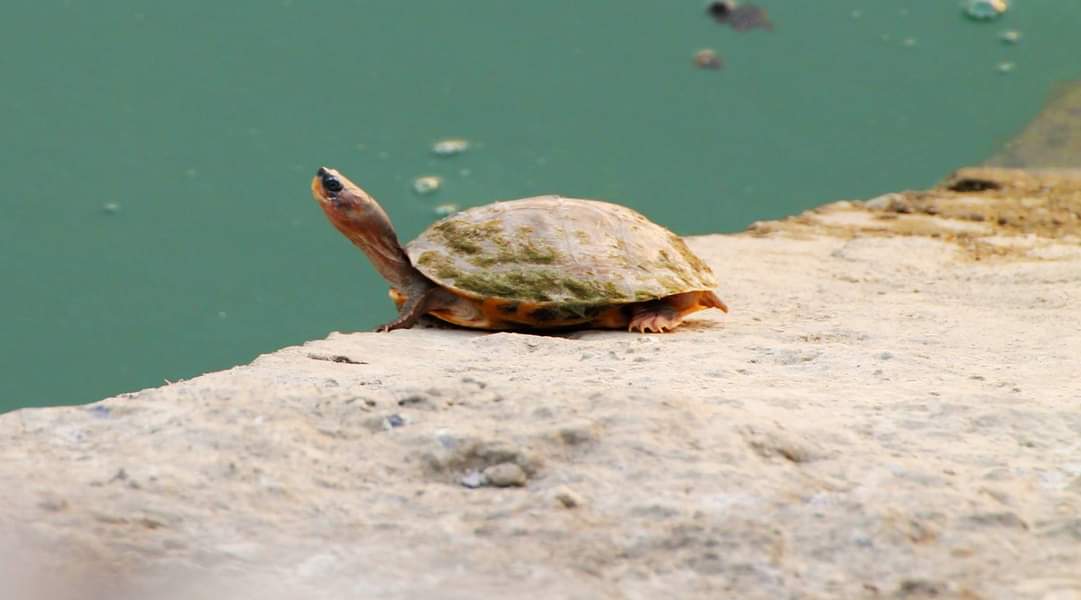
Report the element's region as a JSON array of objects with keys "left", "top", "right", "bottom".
[{"left": 3, "top": 168, "right": 1080, "bottom": 599}]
